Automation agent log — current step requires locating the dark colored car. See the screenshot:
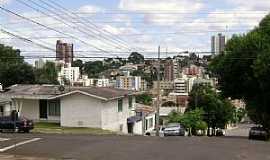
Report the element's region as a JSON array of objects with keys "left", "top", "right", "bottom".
[
  {"left": 163, "top": 123, "right": 186, "bottom": 136},
  {"left": 249, "top": 126, "right": 269, "bottom": 140},
  {"left": 0, "top": 113, "right": 34, "bottom": 133}
]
